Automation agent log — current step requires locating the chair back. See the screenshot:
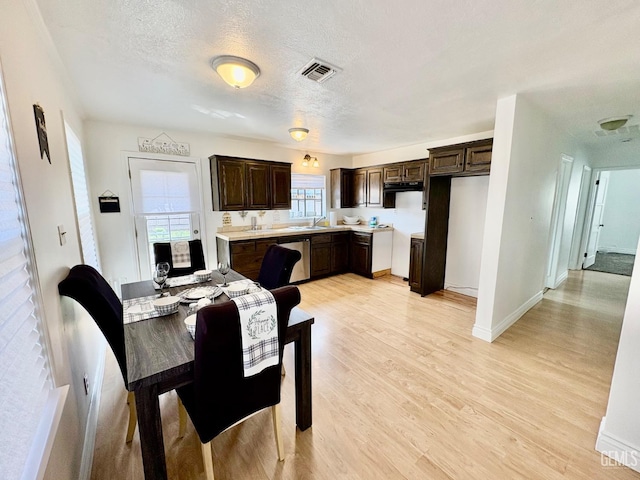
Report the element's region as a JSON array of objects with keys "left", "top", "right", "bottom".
[
  {"left": 58, "top": 265, "right": 127, "bottom": 381},
  {"left": 257, "top": 245, "right": 302, "bottom": 290},
  {"left": 185, "top": 285, "right": 301, "bottom": 443},
  {"left": 153, "top": 239, "right": 206, "bottom": 277}
]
